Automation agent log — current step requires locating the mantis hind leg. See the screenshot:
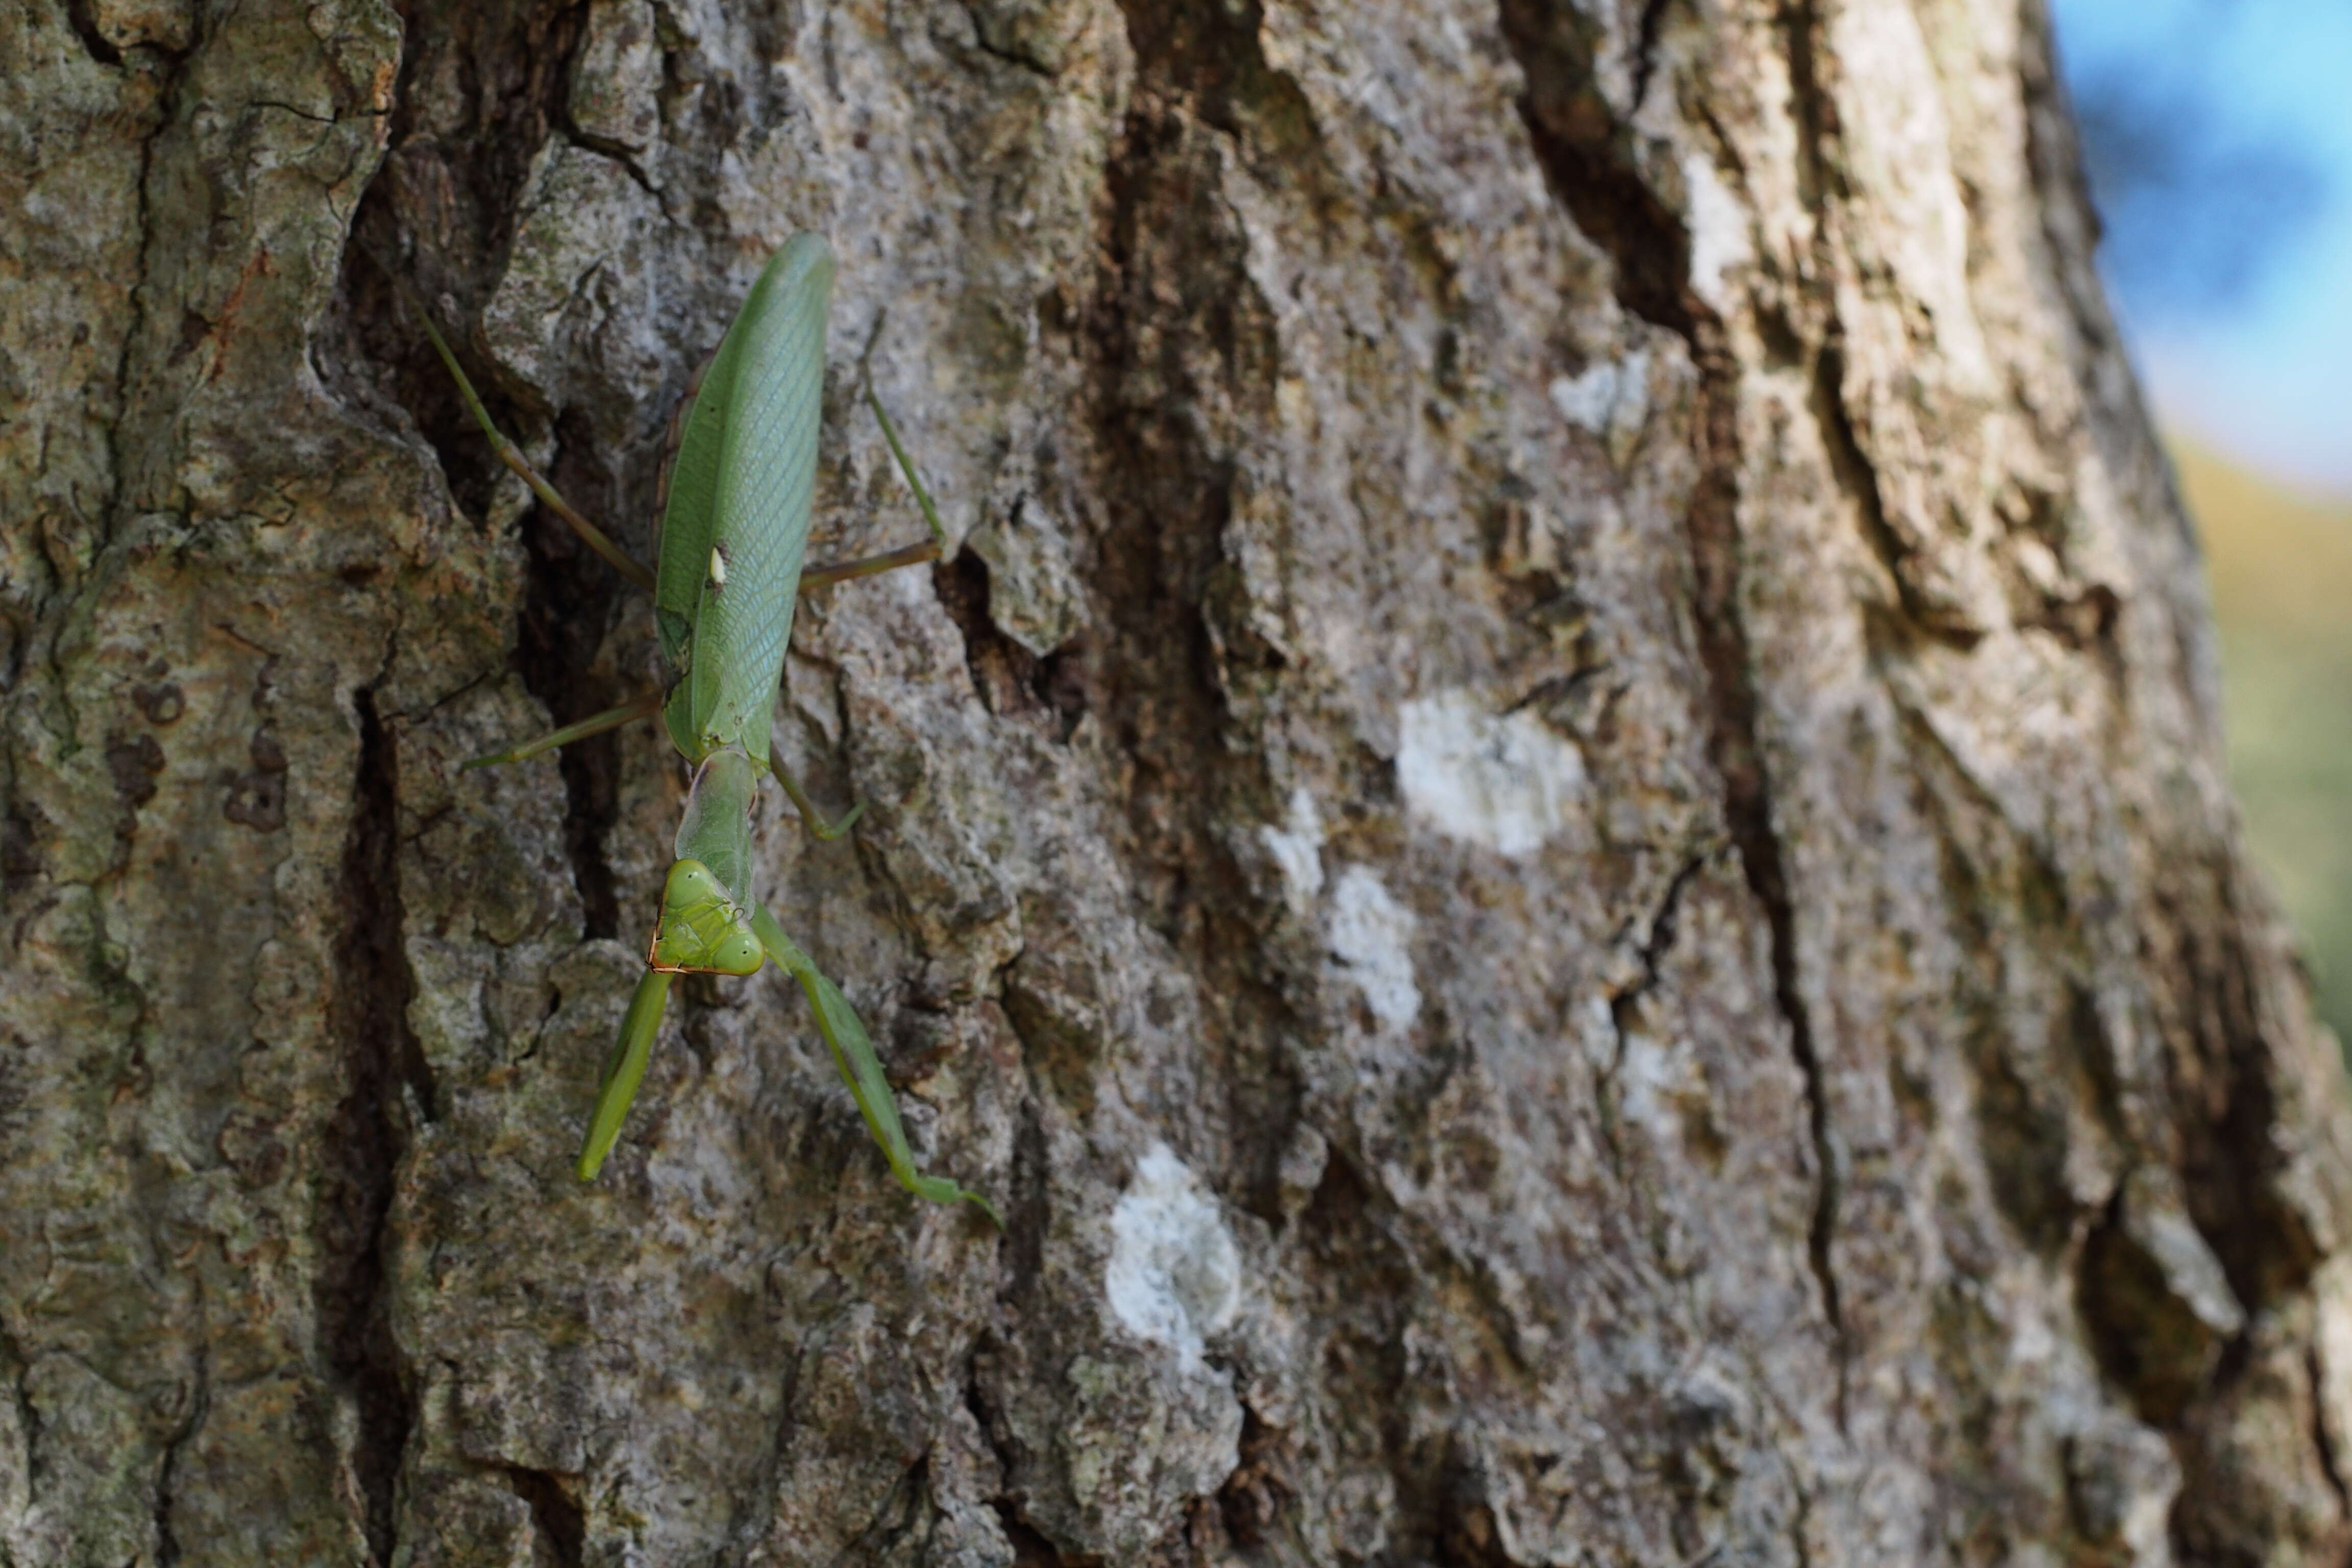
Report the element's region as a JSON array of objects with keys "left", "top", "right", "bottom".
[
  {"left": 797, "top": 537, "right": 942, "bottom": 592},
  {"left": 797, "top": 385, "right": 951, "bottom": 593}
]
